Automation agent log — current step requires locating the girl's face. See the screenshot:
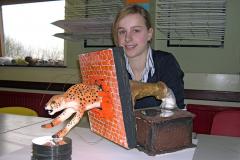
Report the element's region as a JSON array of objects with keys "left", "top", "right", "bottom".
[{"left": 117, "top": 13, "right": 153, "bottom": 58}]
